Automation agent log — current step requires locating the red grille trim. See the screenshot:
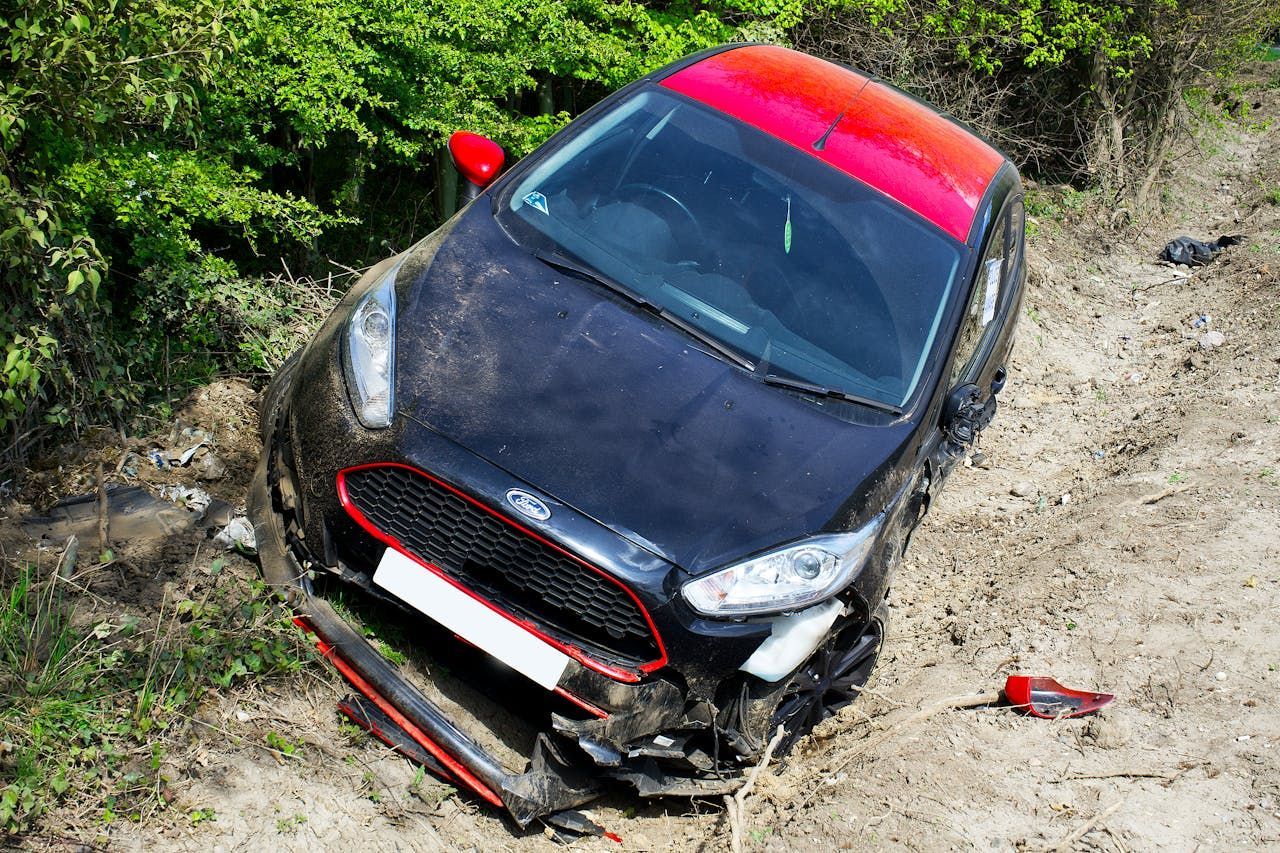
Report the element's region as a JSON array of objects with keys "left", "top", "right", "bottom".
[{"left": 336, "top": 461, "right": 668, "bottom": 683}]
